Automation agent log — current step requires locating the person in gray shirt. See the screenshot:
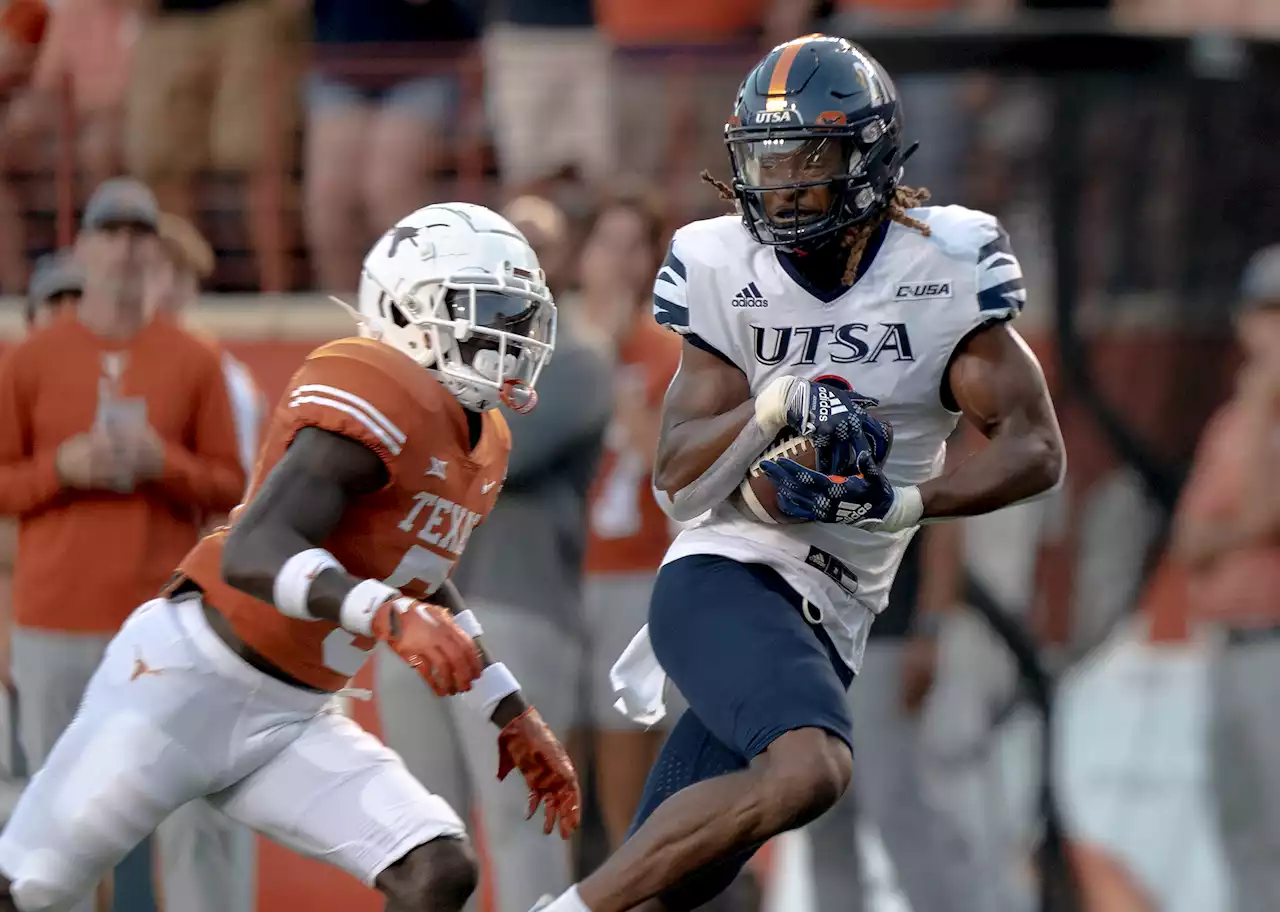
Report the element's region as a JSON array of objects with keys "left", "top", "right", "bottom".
[{"left": 376, "top": 194, "right": 613, "bottom": 912}]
